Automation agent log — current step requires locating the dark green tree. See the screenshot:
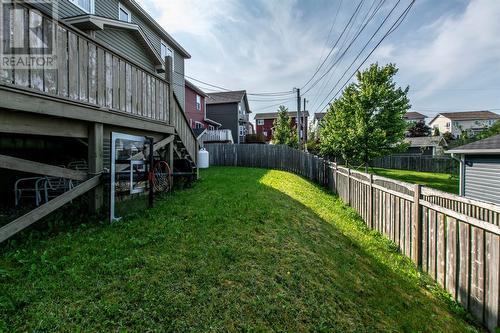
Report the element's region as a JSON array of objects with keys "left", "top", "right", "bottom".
[
  {"left": 407, "top": 121, "right": 431, "bottom": 137},
  {"left": 320, "top": 63, "right": 410, "bottom": 169},
  {"left": 272, "top": 105, "right": 297, "bottom": 148},
  {"left": 433, "top": 127, "right": 440, "bottom": 136}
]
